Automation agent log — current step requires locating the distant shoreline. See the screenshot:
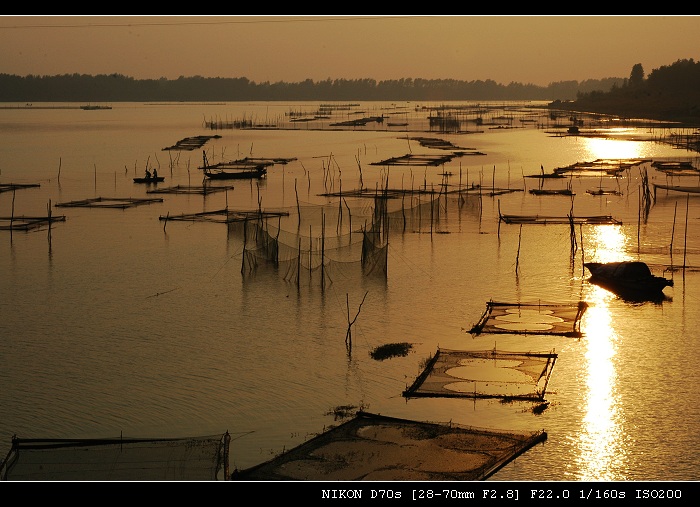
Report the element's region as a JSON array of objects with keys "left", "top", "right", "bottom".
[{"left": 0, "top": 105, "right": 82, "bottom": 109}]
